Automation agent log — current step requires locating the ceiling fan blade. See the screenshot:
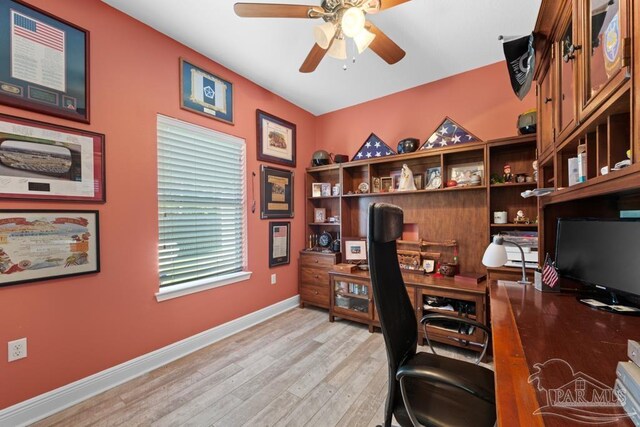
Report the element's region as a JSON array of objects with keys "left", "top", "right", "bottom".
[
  {"left": 378, "top": 0, "right": 412, "bottom": 11},
  {"left": 234, "top": 3, "right": 322, "bottom": 18},
  {"left": 300, "top": 43, "right": 328, "bottom": 73},
  {"left": 366, "top": 22, "right": 406, "bottom": 64}
]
